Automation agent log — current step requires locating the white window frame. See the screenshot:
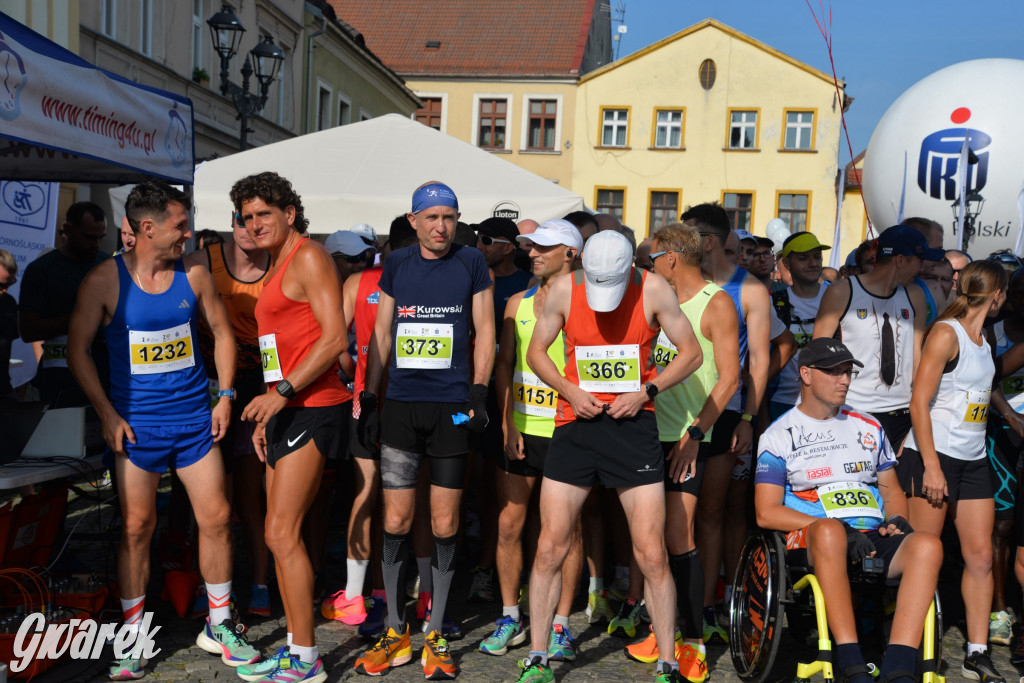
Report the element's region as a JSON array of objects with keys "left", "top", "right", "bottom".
[
  {"left": 139, "top": 0, "right": 153, "bottom": 56},
  {"left": 191, "top": 0, "right": 203, "bottom": 73},
  {"left": 471, "top": 93, "right": 512, "bottom": 150},
  {"left": 654, "top": 109, "right": 683, "bottom": 149},
  {"left": 337, "top": 91, "right": 352, "bottom": 125},
  {"left": 359, "top": 107, "right": 372, "bottom": 122},
  {"left": 315, "top": 79, "right": 334, "bottom": 131},
  {"left": 784, "top": 111, "right": 814, "bottom": 150},
  {"left": 601, "top": 108, "right": 629, "bottom": 148},
  {"left": 101, "top": 0, "right": 117, "bottom": 38},
  {"left": 275, "top": 46, "right": 289, "bottom": 127},
  {"left": 520, "top": 93, "right": 563, "bottom": 152},
  {"left": 413, "top": 92, "right": 448, "bottom": 134},
  {"left": 729, "top": 110, "right": 758, "bottom": 149}
]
